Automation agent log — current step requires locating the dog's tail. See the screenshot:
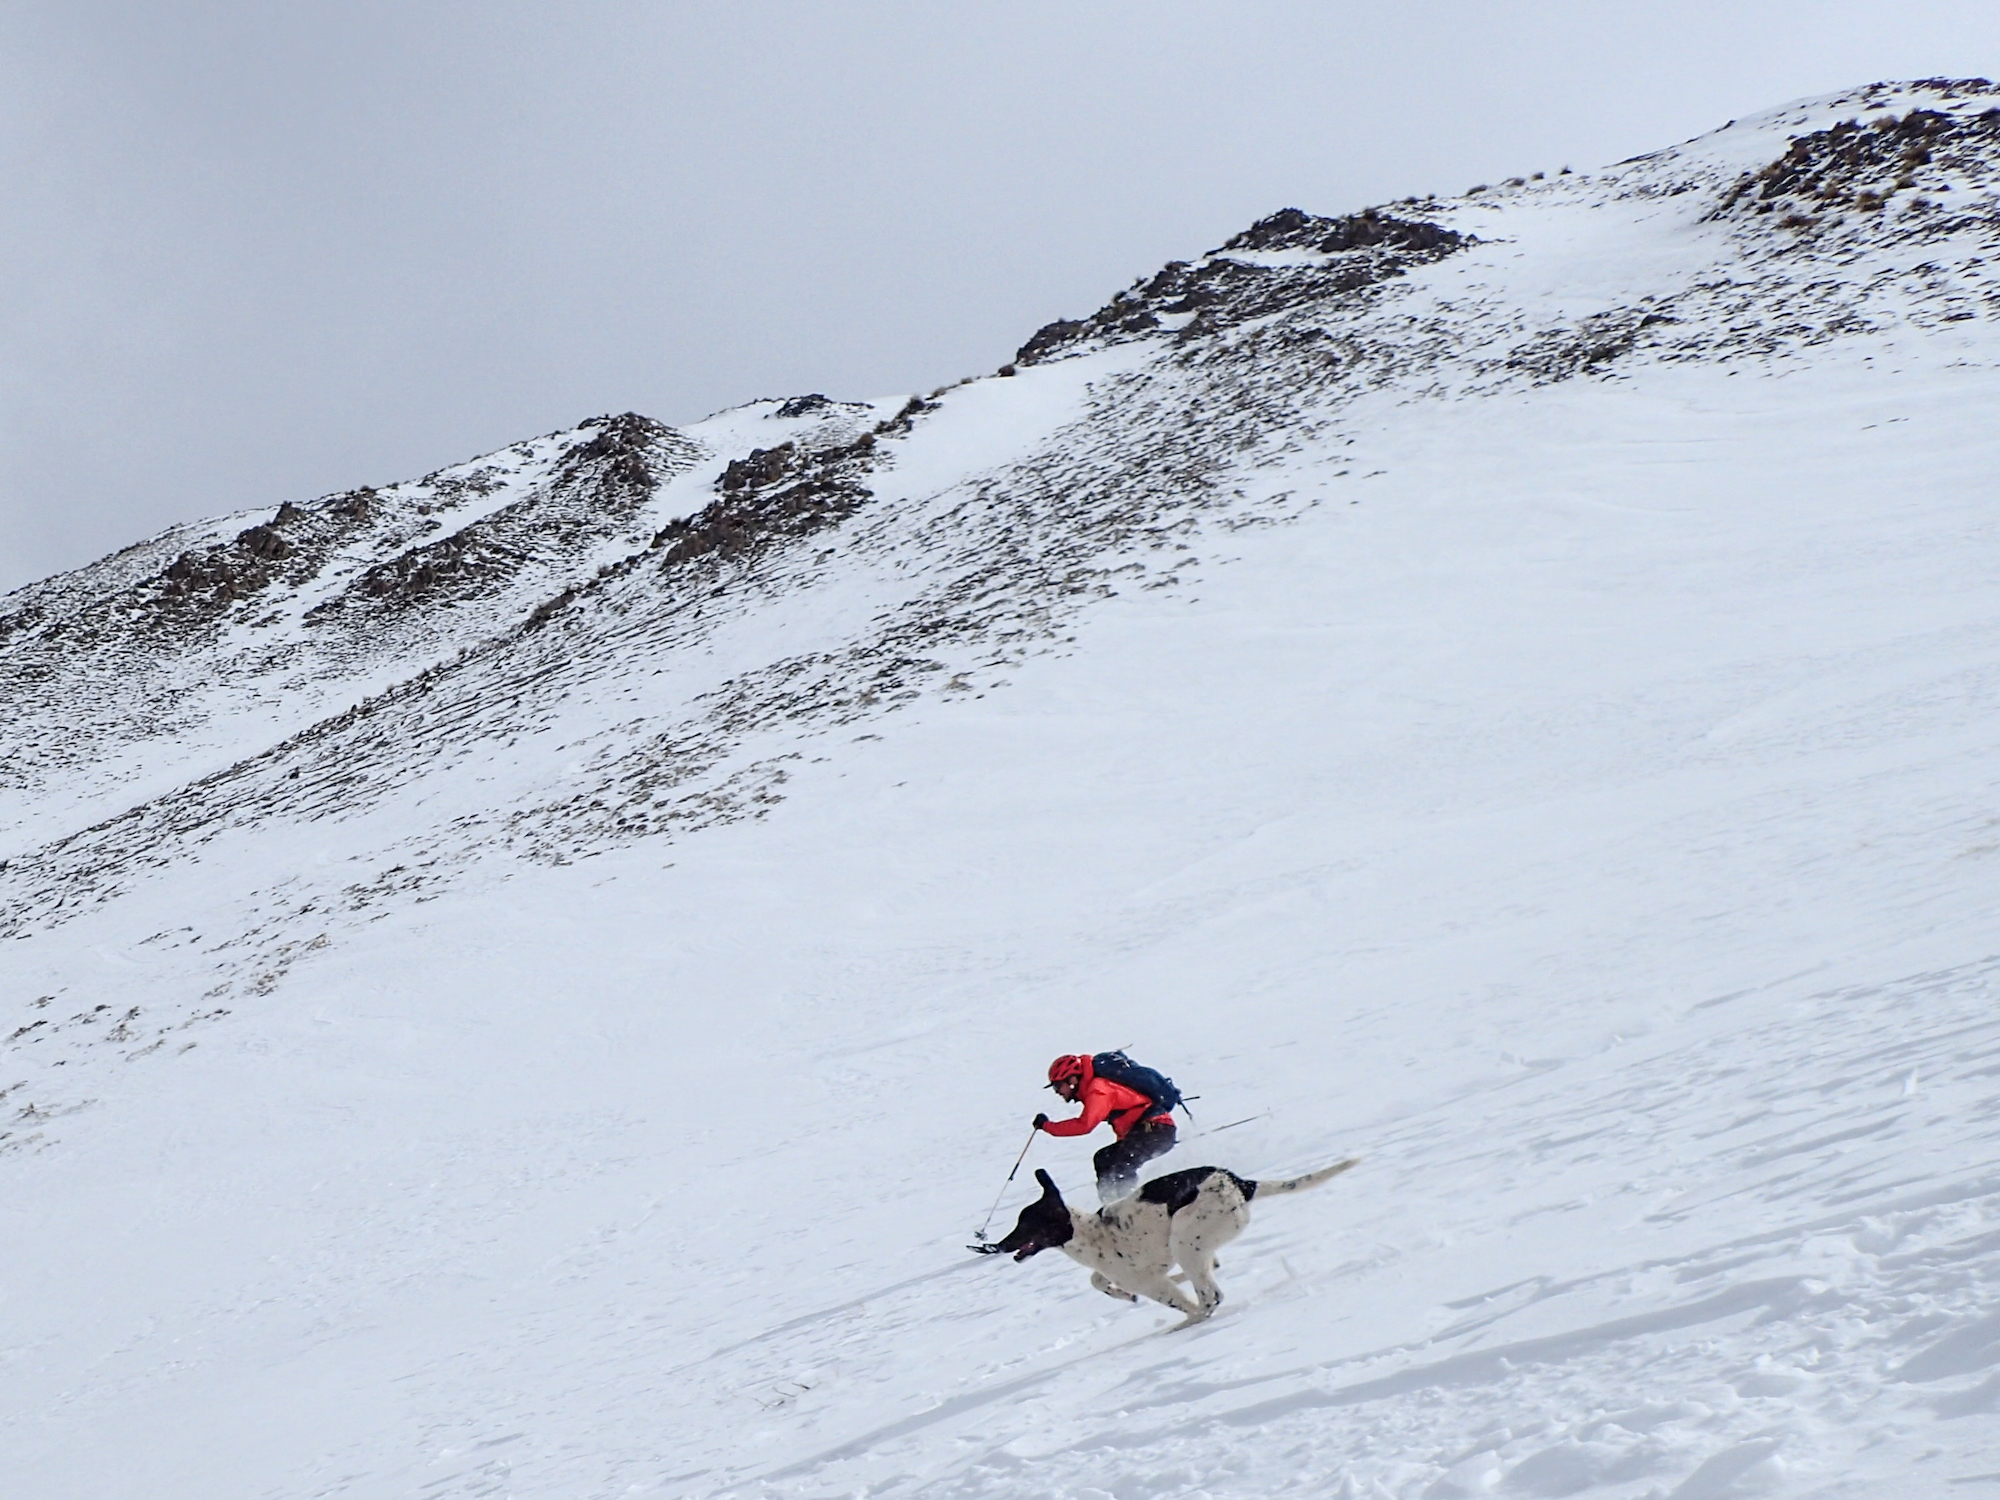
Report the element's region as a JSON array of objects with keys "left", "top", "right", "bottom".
[{"left": 1246, "top": 1157, "right": 1359, "bottom": 1200}]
